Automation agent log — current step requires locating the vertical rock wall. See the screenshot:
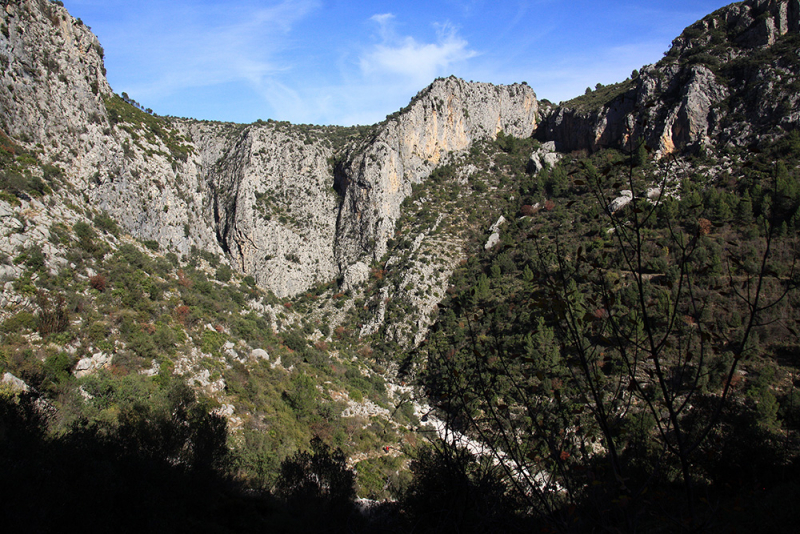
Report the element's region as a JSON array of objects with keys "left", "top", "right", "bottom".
[{"left": 334, "top": 77, "right": 538, "bottom": 270}]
